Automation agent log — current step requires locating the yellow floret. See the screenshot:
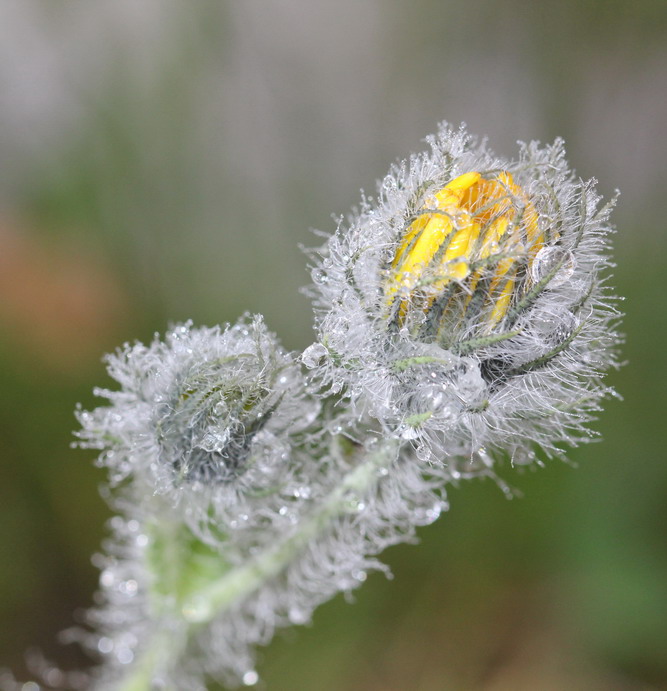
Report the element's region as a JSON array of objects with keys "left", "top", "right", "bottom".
[{"left": 386, "top": 170, "right": 542, "bottom": 332}]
